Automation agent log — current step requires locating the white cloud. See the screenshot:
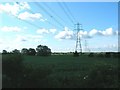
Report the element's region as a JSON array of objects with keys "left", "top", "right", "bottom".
[
  {"left": 41, "top": 18, "right": 47, "bottom": 22},
  {"left": 49, "top": 29, "right": 57, "bottom": 34},
  {"left": 102, "top": 44, "right": 118, "bottom": 49},
  {"left": 15, "top": 34, "right": 43, "bottom": 42},
  {"left": 17, "top": 2, "right": 30, "bottom": 10},
  {"left": 55, "top": 27, "right": 118, "bottom": 40},
  {"left": 88, "top": 28, "right": 115, "bottom": 37},
  {"left": 0, "top": 2, "right": 30, "bottom": 16},
  {"left": 55, "top": 27, "right": 74, "bottom": 40},
  {"left": 0, "top": 3, "right": 20, "bottom": 16},
  {"left": 85, "top": 43, "right": 118, "bottom": 52},
  {"left": 0, "top": 2, "right": 46, "bottom": 22},
  {"left": 81, "top": 28, "right": 117, "bottom": 38},
  {"left": 105, "top": 28, "right": 113, "bottom": 35},
  {"left": 89, "top": 29, "right": 98, "bottom": 37},
  {"left": 36, "top": 28, "right": 57, "bottom": 34},
  {"left": 0, "top": 38, "right": 21, "bottom": 52},
  {"left": 99, "top": 28, "right": 113, "bottom": 36},
  {"left": 36, "top": 28, "right": 49, "bottom": 34},
  {"left": 108, "top": 44, "right": 118, "bottom": 49},
  {"left": 0, "top": 26, "right": 22, "bottom": 32},
  {"left": 27, "top": 35, "right": 43, "bottom": 41},
  {"left": 15, "top": 35, "right": 28, "bottom": 42},
  {"left": 0, "top": 34, "right": 43, "bottom": 52},
  {"left": 78, "top": 30, "right": 89, "bottom": 38},
  {"left": 18, "top": 12, "right": 44, "bottom": 21},
  {"left": 0, "top": 38, "right": 3, "bottom": 44}
]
